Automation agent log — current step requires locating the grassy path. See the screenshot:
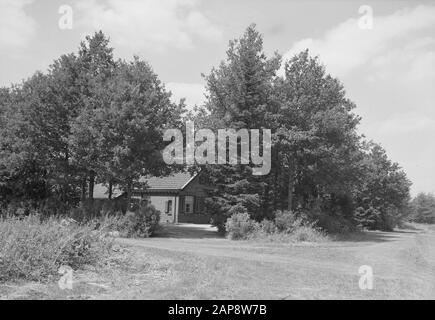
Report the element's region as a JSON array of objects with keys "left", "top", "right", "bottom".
[{"left": 1, "top": 224, "right": 434, "bottom": 299}]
